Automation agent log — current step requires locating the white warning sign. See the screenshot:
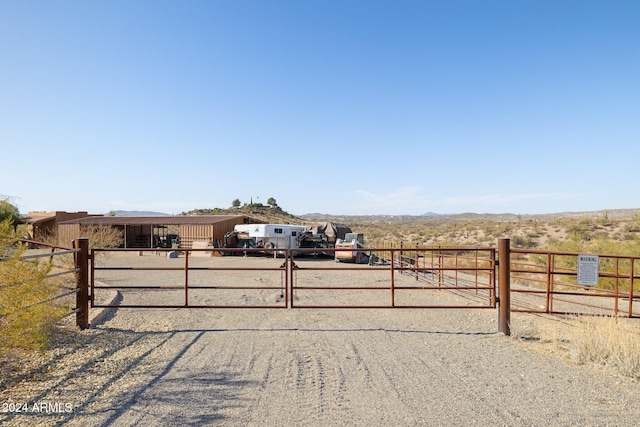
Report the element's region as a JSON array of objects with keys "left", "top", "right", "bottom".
[{"left": 577, "top": 254, "right": 599, "bottom": 286}]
